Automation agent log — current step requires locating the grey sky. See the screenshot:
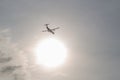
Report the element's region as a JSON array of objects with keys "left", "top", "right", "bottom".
[{"left": 0, "top": 0, "right": 120, "bottom": 80}]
